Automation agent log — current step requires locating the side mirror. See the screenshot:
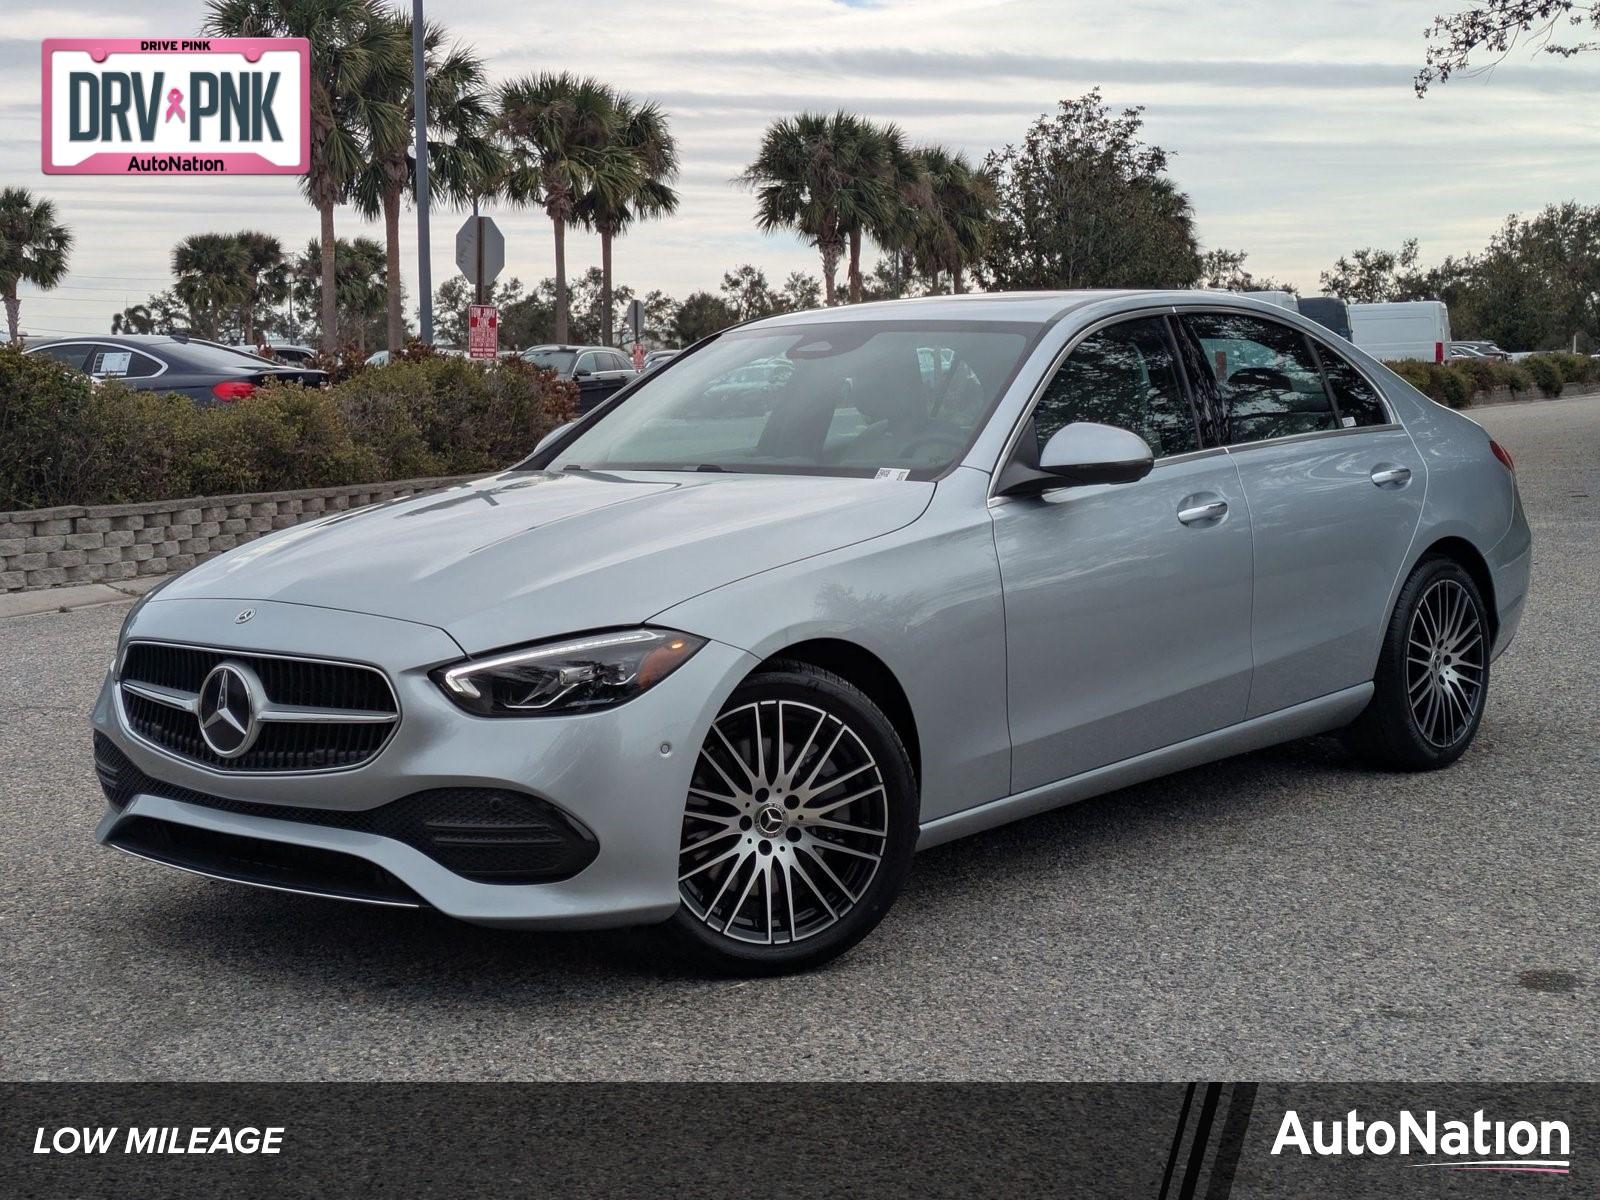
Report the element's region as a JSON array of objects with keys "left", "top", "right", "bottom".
[
  {"left": 533, "top": 420, "right": 576, "bottom": 455},
  {"left": 999, "top": 422, "right": 1154, "bottom": 496},
  {"left": 573, "top": 365, "right": 593, "bottom": 378}
]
